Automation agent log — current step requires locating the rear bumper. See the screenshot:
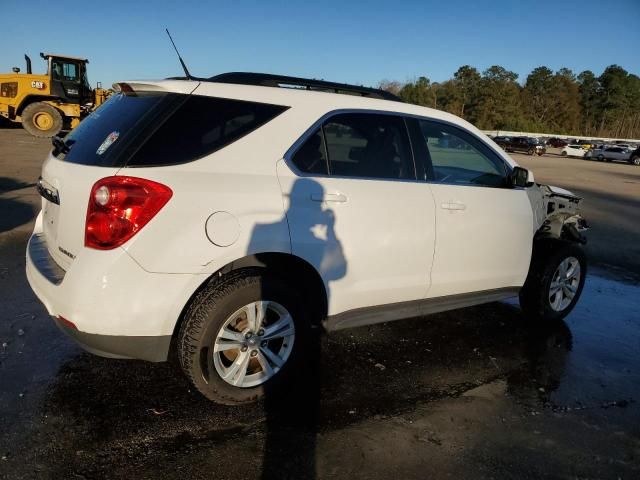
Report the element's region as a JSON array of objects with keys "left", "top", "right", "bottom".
[
  {"left": 25, "top": 212, "right": 205, "bottom": 362},
  {"left": 53, "top": 317, "right": 171, "bottom": 361}
]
